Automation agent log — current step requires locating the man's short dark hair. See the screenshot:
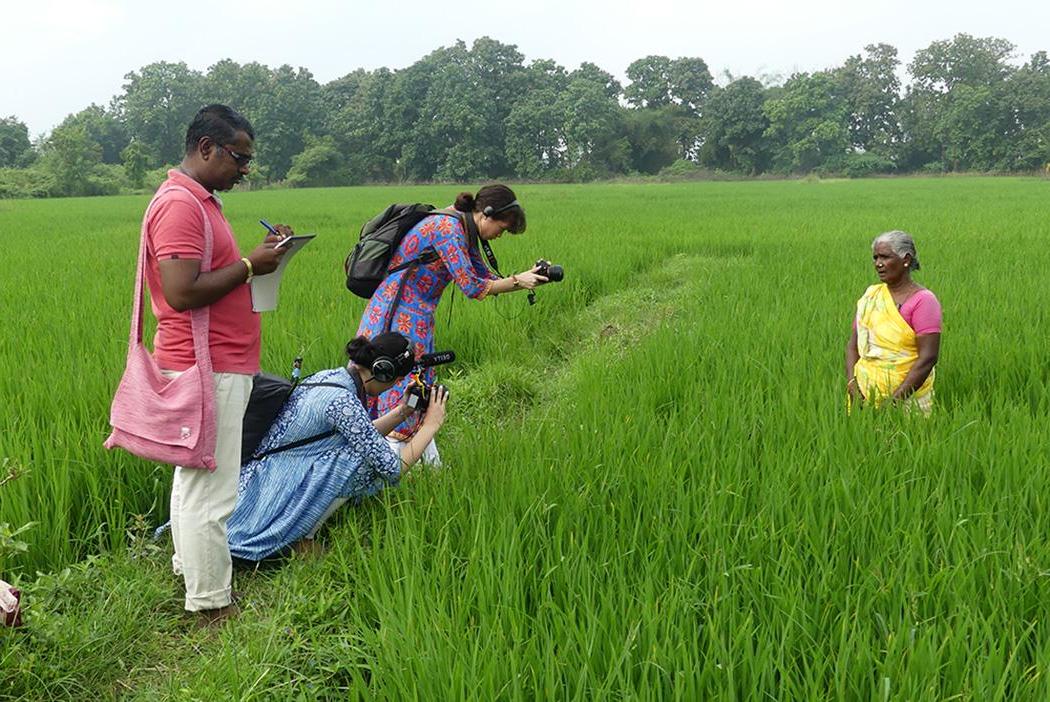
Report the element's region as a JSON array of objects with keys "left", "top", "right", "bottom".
[{"left": 184, "top": 104, "right": 255, "bottom": 154}]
